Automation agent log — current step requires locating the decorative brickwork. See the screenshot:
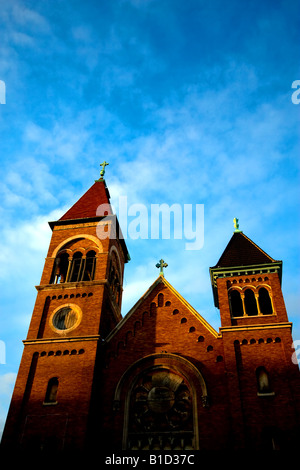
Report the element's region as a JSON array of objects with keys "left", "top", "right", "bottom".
[{"left": 1, "top": 179, "right": 300, "bottom": 454}]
